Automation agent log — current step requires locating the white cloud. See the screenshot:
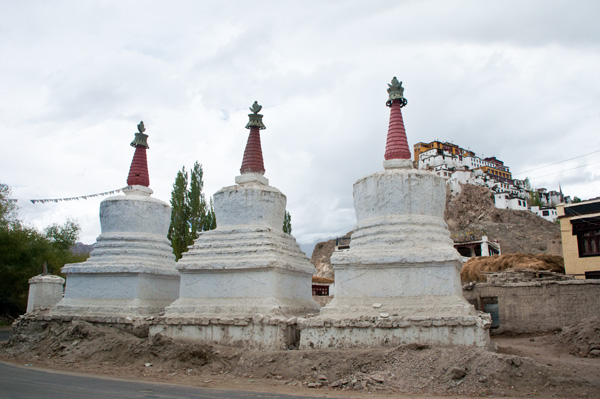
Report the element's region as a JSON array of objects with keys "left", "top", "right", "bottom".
[{"left": 1, "top": 0, "right": 599, "bottom": 247}]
